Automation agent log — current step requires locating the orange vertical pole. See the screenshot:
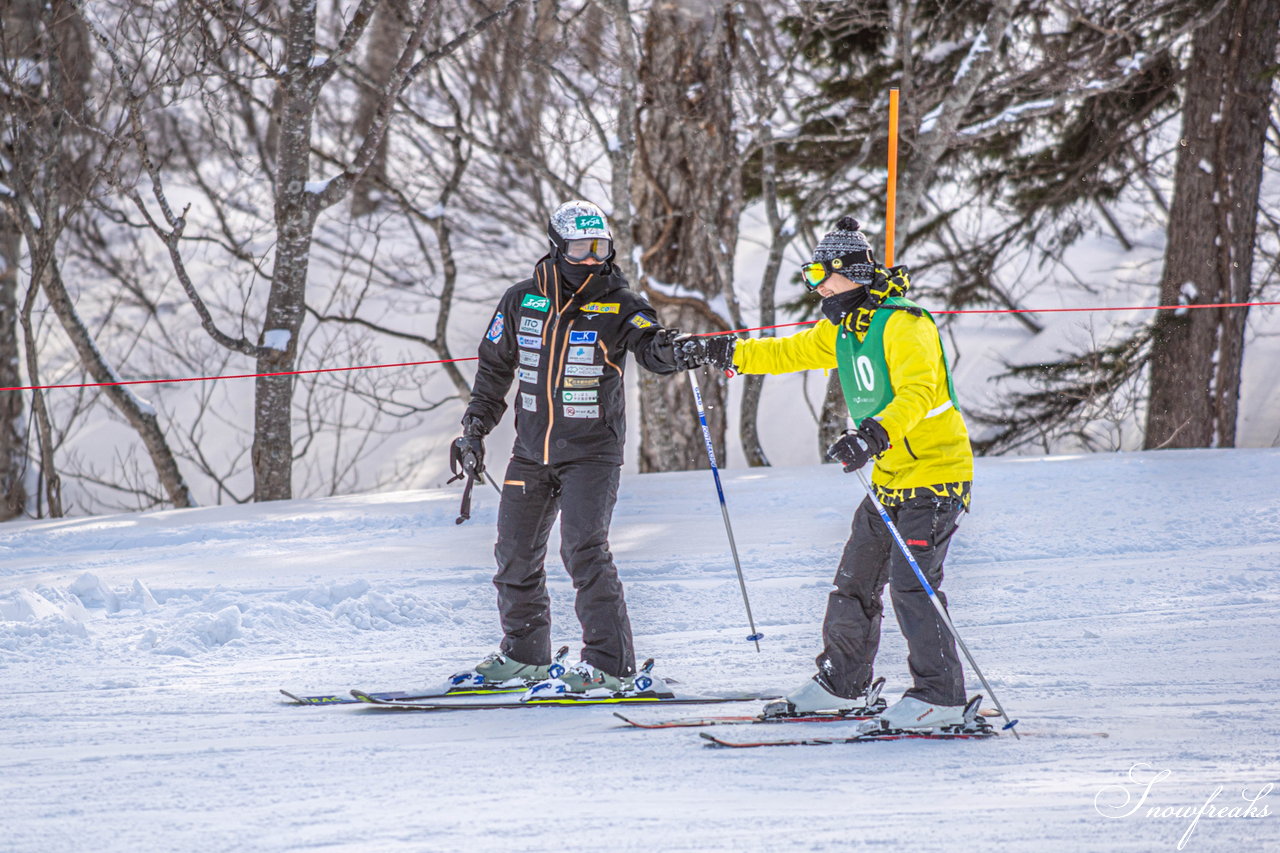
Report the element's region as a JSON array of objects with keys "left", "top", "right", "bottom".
[{"left": 885, "top": 88, "right": 899, "bottom": 267}]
